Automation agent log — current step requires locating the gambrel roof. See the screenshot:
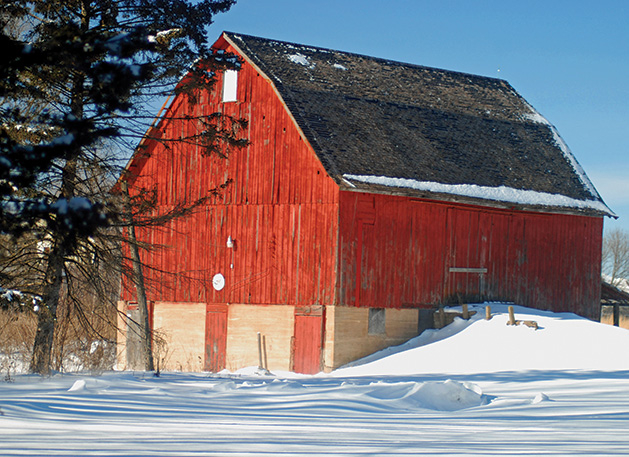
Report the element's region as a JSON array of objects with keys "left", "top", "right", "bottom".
[{"left": 222, "top": 32, "right": 613, "bottom": 216}]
